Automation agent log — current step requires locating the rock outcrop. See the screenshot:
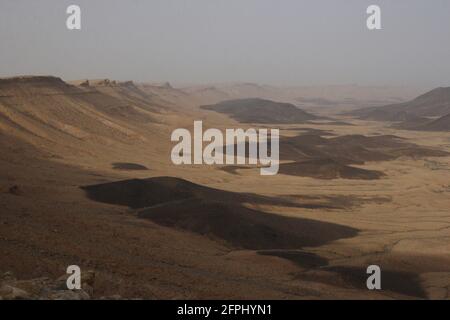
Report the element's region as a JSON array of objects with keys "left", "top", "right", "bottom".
[{"left": 0, "top": 271, "right": 94, "bottom": 300}]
